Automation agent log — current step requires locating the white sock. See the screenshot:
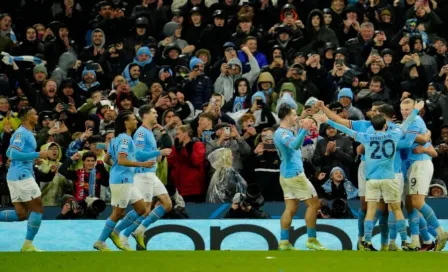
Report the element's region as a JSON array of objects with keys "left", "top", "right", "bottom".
[
  {"left": 436, "top": 226, "right": 444, "bottom": 238},
  {"left": 23, "top": 240, "right": 32, "bottom": 247},
  {"left": 136, "top": 225, "right": 146, "bottom": 234},
  {"left": 411, "top": 235, "right": 420, "bottom": 246},
  {"left": 121, "top": 236, "right": 129, "bottom": 243},
  {"left": 423, "top": 240, "right": 432, "bottom": 245}
]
